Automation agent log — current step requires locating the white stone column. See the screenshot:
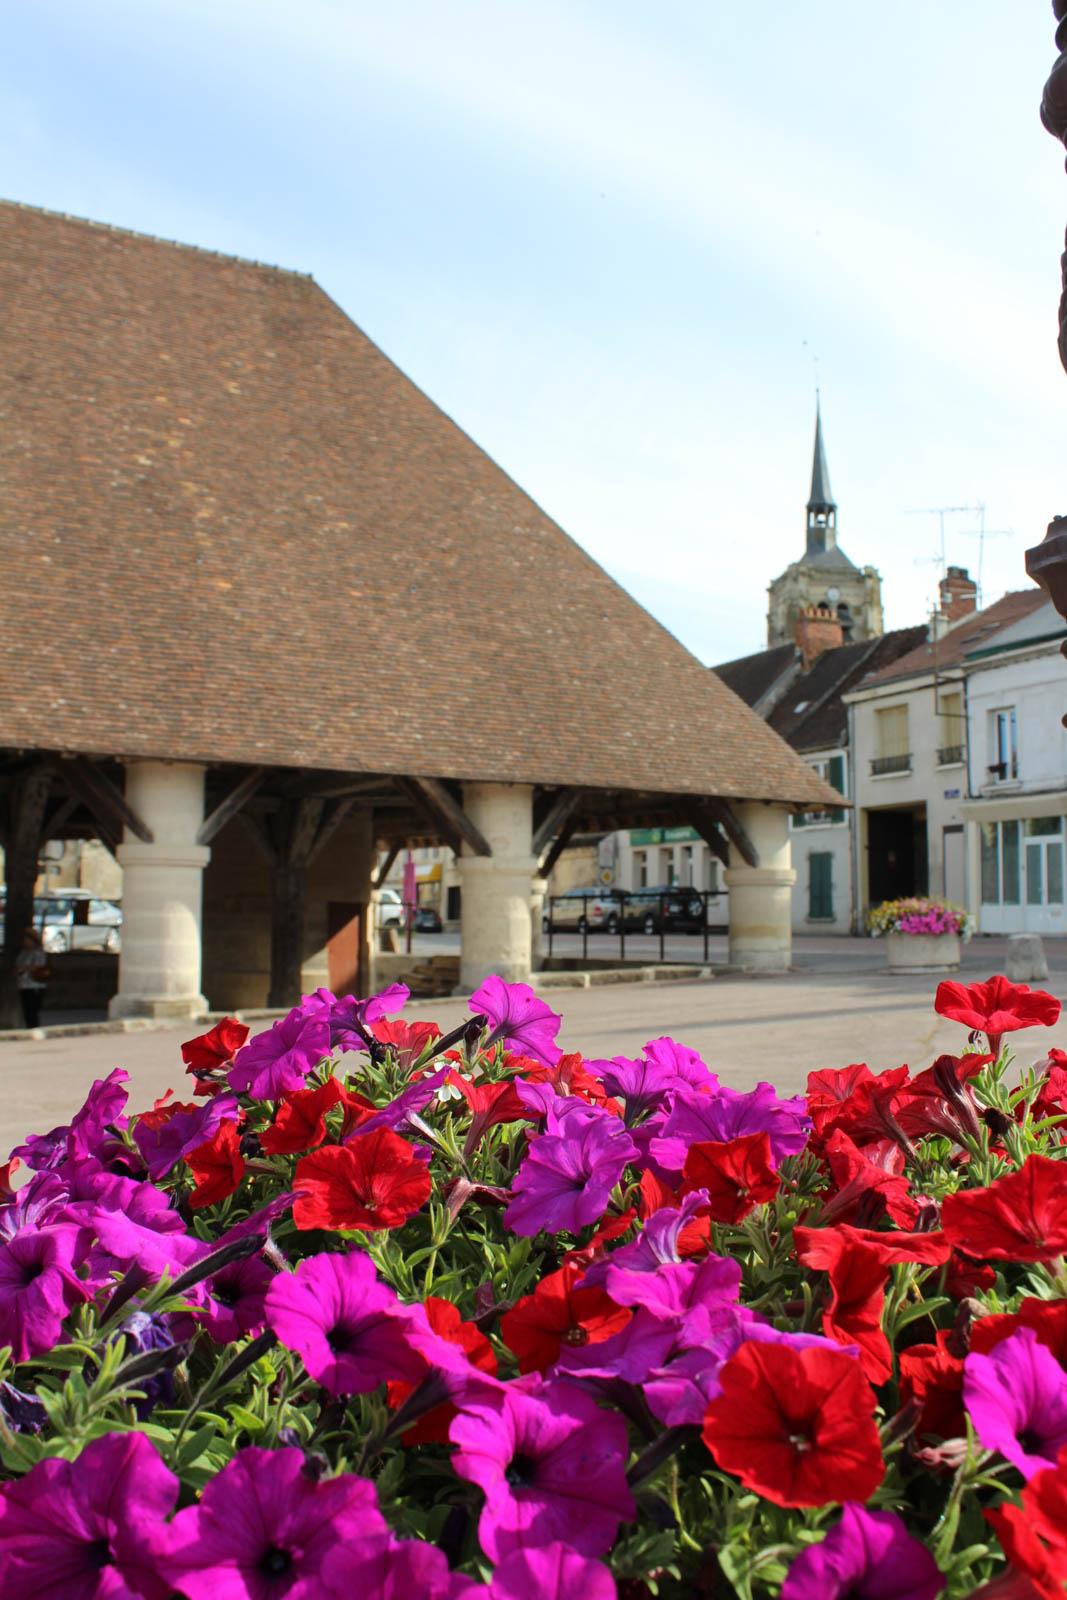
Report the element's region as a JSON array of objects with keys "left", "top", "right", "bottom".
[
  {"left": 724, "top": 802, "right": 796, "bottom": 972},
  {"left": 459, "top": 783, "right": 535, "bottom": 991},
  {"left": 109, "top": 762, "right": 210, "bottom": 1019},
  {"left": 530, "top": 874, "right": 549, "bottom": 971}
]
